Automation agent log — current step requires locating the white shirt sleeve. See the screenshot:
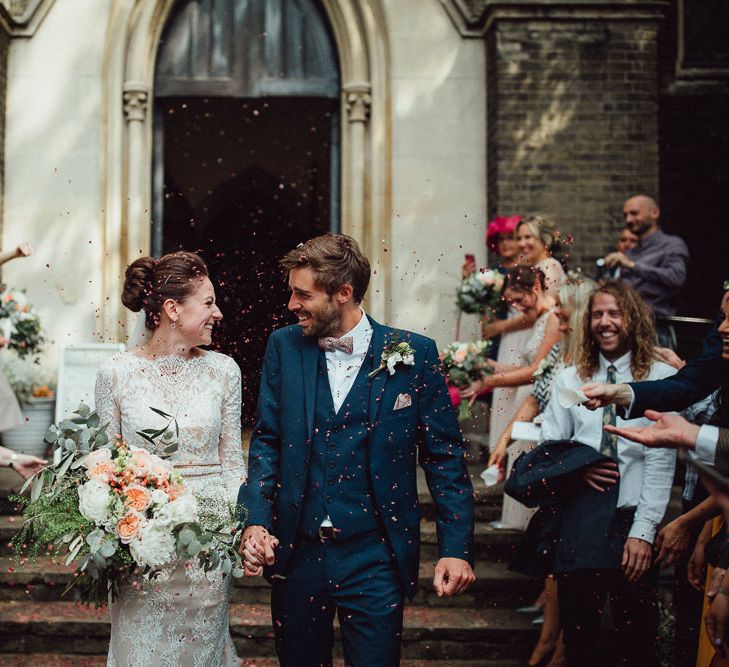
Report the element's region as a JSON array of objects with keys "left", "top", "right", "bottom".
[
  {"left": 695, "top": 425, "right": 720, "bottom": 465},
  {"left": 628, "top": 445, "right": 676, "bottom": 543},
  {"left": 539, "top": 369, "right": 574, "bottom": 443}
]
